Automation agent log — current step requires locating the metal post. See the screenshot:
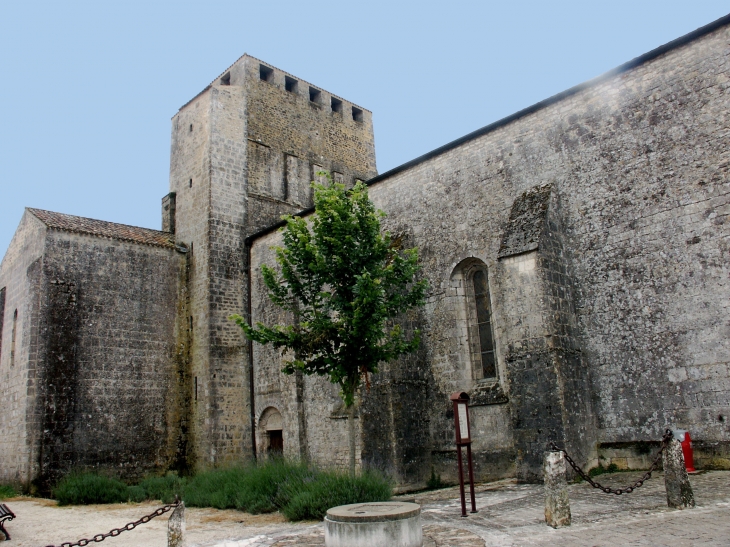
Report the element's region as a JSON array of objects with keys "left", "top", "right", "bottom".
[
  {"left": 466, "top": 443, "right": 477, "bottom": 513},
  {"left": 456, "top": 444, "right": 467, "bottom": 517}
]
